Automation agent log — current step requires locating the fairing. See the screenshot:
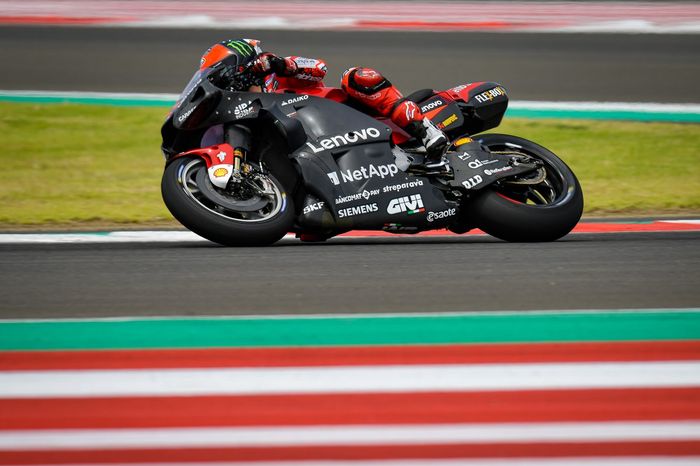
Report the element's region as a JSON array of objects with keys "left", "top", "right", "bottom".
[{"left": 162, "top": 73, "right": 524, "bottom": 235}]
